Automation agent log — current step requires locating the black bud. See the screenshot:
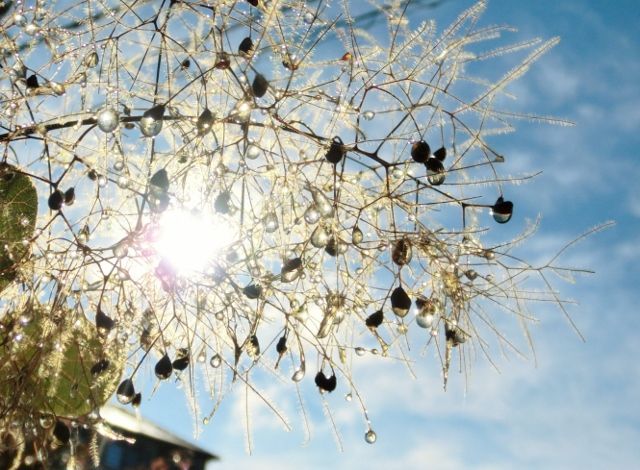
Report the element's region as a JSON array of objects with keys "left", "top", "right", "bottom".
[
  {"left": 197, "top": 108, "right": 215, "bottom": 135},
  {"left": 411, "top": 140, "right": 430, "bottom": 163},
  {"left": 243, "top": 283, "right": 262, "bottom": 299},
  {"left": 26, "top": 74, "right": 39, "bottom": 89},
  {"left": 314, "top": 371, "right": 337, "bottom": 392},
  {"left": 181, "top": 58, "right": 191, "bottom": 69},
  {"left": 155, "top": 354, "right": 173, "bottom": 380},
  {"left": 64, "top": 187, "right": 75, "bottom": 206},
  {"left": 116, "top": 378, "right": 136, "bottom": 404},
  {"left": 53, "top": 421, "right": 70, "bottom": 445},
  {"left": 492, "top": 196, "right": 513, "bottom": 224},
  {"left": 433, "top": 146, "right": 446, "bottom": 161},
  {"left": 276, "top": 336, "right": 287, "bottom": 354},
  {"left": 365, "top": 310, "right": 384, "bottom": 328},
  {"left": 252, "top": 73, "right": 269, "bottom": 98},
  {"left": 132, "top": 392, "right": 142, "bottom": 407},
  {"left": 150, "top": 168, "right": 169, "bottom": 192},
  {"left": 96, "top": 308, "right": 115, "bottom": 332},
  {"left": 390, "top": 286, "right": 411, "bottom": 317},
  {"left": 325, "top": 136, "right": 345, "bottom": 165},
  {"left": 48, "top": 190, "right": 64, "bottom": 211},
  {"left": 172, "top": 348, "right": 190, "bottom": 371},
  {"left": 238, "top": 37, "right": 254, "bottom": 56}
]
